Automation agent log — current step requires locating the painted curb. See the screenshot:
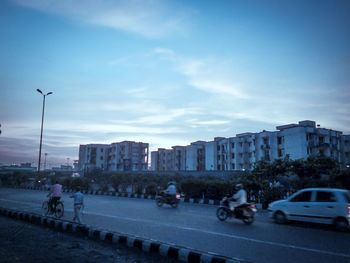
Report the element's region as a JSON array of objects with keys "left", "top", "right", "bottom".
[{"left": 0, "top": 206, "right": 245, "bottom": 263}]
